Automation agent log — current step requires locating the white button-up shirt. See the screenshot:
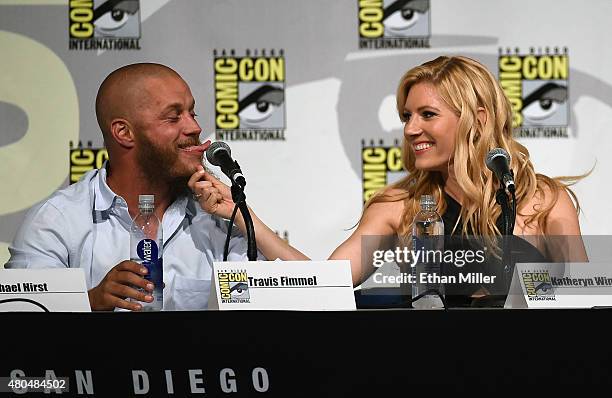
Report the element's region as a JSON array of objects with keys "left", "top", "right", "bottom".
[{"left": 5, "top": 166, "right": 257, "bottom": 310}]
